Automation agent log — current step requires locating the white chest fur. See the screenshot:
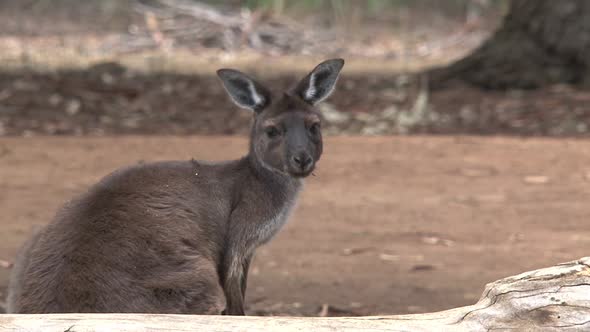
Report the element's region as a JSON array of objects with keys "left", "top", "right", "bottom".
[{"left": 256, "top": 195, "right": 298, "bottom": 246}]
